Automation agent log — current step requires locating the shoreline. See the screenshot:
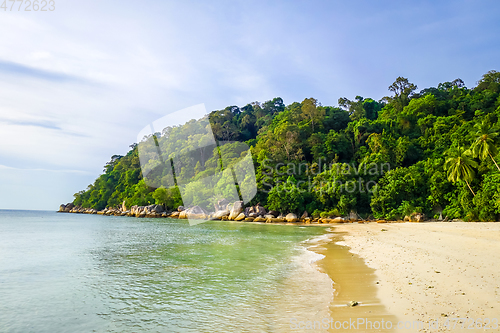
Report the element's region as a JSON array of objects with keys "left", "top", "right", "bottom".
[
  {"left": 308, "top": 227, "right": 398, "bottom": 332},
  {"left": 324, "top": 222, "right": 500, "bottom": 332}
]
